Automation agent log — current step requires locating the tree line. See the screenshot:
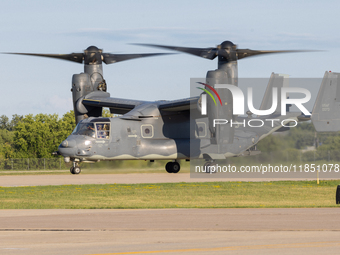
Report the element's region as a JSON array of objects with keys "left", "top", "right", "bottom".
[
  {"left": 0, "top": 111, "right": 75, "bottom": 160},
  {"left": 257, "top": 122, "right": 339, "bottom": 153}
]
